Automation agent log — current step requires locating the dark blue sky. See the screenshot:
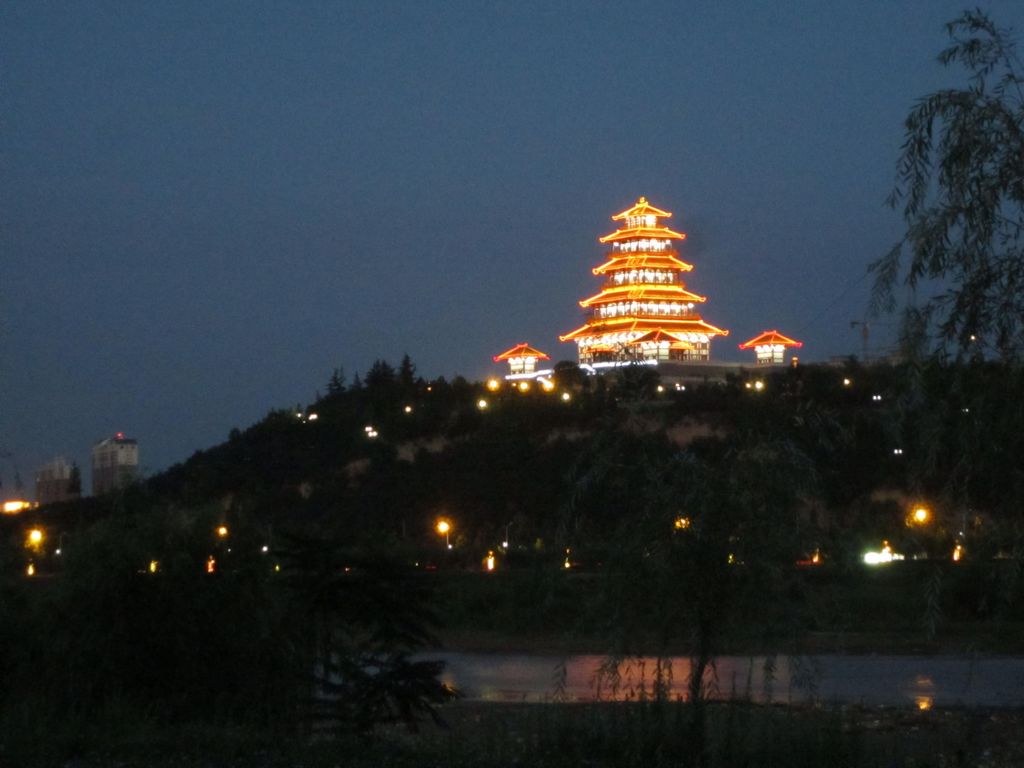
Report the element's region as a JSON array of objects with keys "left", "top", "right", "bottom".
[{"left": 4, "top": 1, "right": 1023, "bottom": 487}]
